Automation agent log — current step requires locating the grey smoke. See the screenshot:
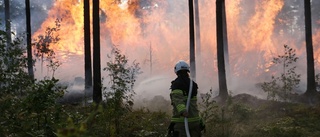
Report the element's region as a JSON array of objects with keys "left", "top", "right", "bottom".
[
  {"left": 0, "top": 0, "right": 54, "bottom": 35},
  {"left": 0, "top": 0, "right": 319, "bottom": 106}
]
